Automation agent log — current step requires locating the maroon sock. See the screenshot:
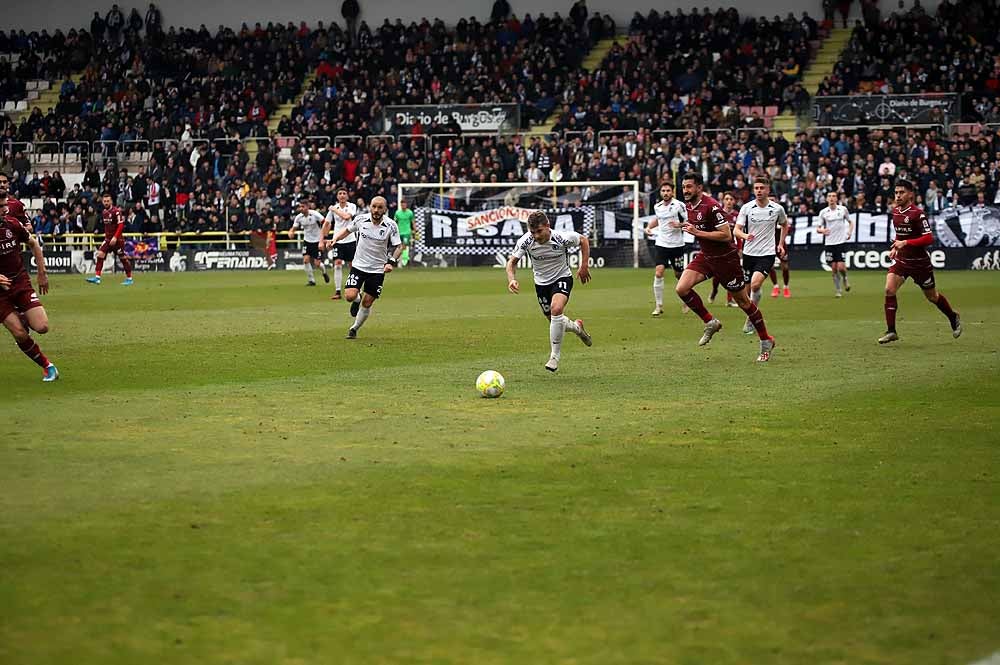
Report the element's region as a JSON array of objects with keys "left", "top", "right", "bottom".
[
  {"left": 782, "top": 267, "right": 790, "bottom": 286},
  {"left": 121, "top": 257, "right": 133, "bottom": 278},
  {"left": 743, "top": 302, "right": 770, "bottom": 340},
  {"left": 710, "top": 277, "right": 720, "bottom": 298},
  {"left": 95, "top": 256, "right": 105, "bottom": 276},
  {"left": 769, "top": 269, "right": 777, "bottom": 285},
  {"left": 885, "top": 295, "right": 898, "bottom": 332},
  {"left": 934, "top": 293, "right": 956, "bottom": 322},
  {"left": 17, "top": 337, "right": 49, "bottom": 369},
  {"left": 680, "top": 291, "right": 713, "bottom": 323}
]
